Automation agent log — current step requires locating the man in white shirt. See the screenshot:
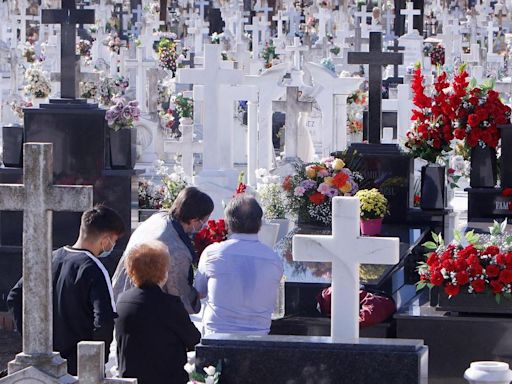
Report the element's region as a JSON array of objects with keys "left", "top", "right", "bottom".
[{"left": 194, "top": 196, "right": 284, "bottom": 335}]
